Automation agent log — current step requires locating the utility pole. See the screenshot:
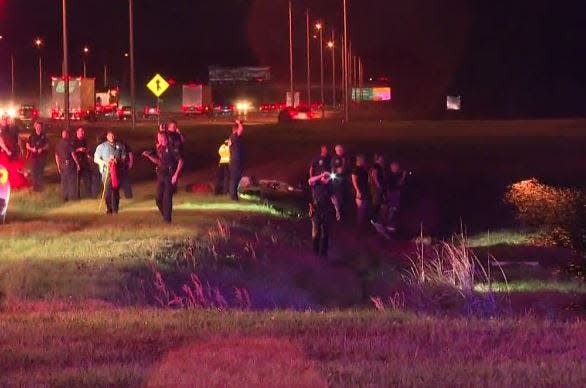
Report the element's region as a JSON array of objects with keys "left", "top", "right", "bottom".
[
  {"left": 342, "top": 0, "right": 349, "bottom": 122},
  {"left": 129, "top": 0, "right": 136, "bottom": 130},
  {"left": 330, "top": 31, "right": 336, "bottom": 108},
  {"left": 288, "top": 0, "right": 294, "bottom": 106},
  {"left": 62, "top": 0, "right": 70, "bottom": 131},
  {"left": 306, "top": 9, "right": 311, "bottom": 107},
  {"left": 318, "top": 23, "right": 324, "bottom": 119}
]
